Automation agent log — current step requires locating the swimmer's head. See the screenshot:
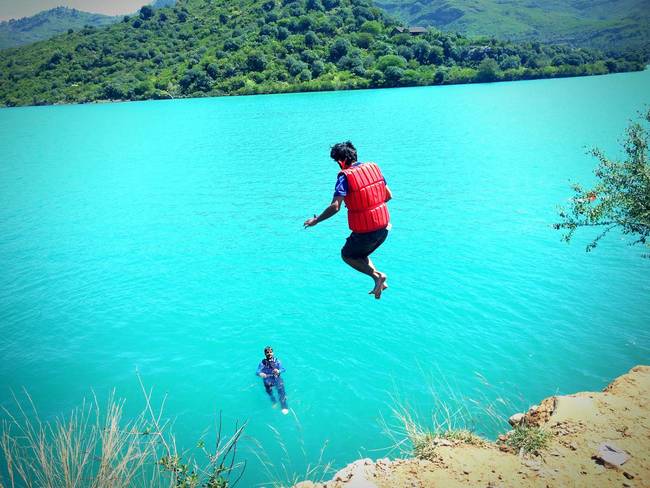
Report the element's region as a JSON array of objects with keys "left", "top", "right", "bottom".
[
  {"left": 264, "top": 346, "right": 274, "bottom": 359},
  {"left": 330, "top": 141, "right": 357, "bottom": 169}
]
